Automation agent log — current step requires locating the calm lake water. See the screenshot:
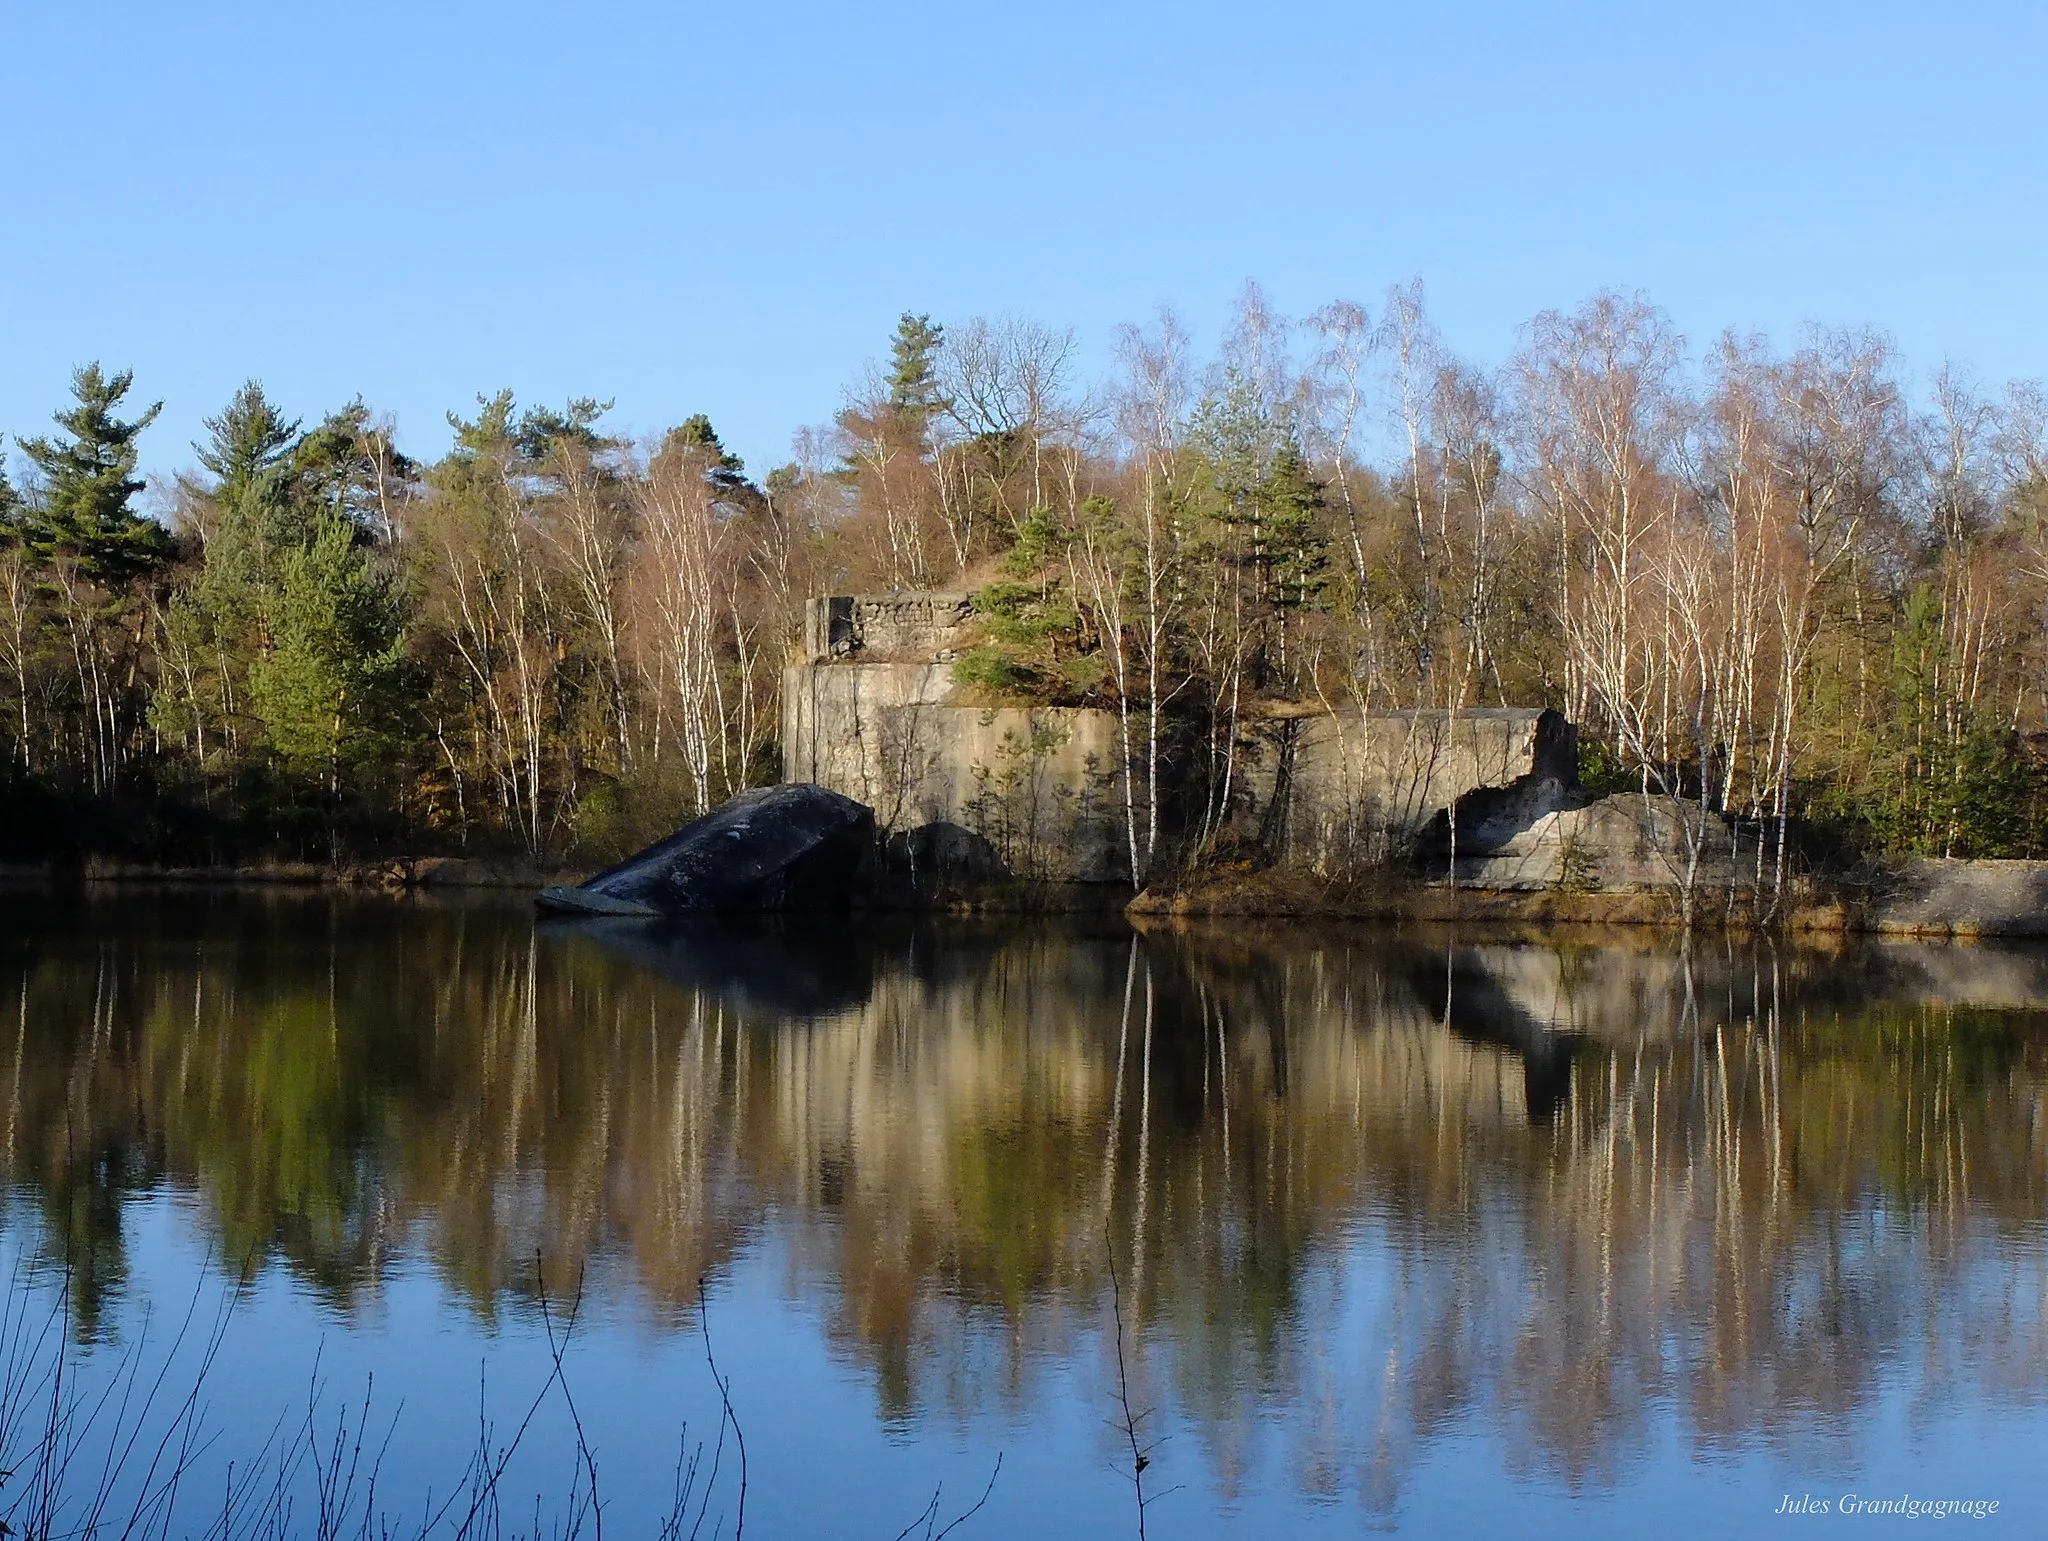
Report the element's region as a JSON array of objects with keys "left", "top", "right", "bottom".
[{"left": 0, "top": 889, "right": 2043, "bottom": 1537}]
